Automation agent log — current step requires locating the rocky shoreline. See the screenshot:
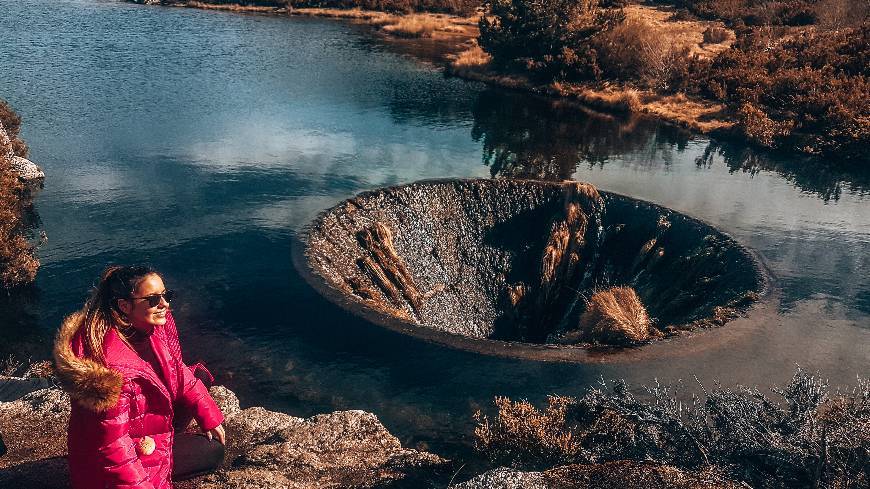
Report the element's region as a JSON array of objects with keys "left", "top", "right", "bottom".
[
  {"left": 0, "top": 378, "right": 450, "bottom": 488},
  {"left": 0, "top": 380, "right": 754, "bottom": 489}
]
